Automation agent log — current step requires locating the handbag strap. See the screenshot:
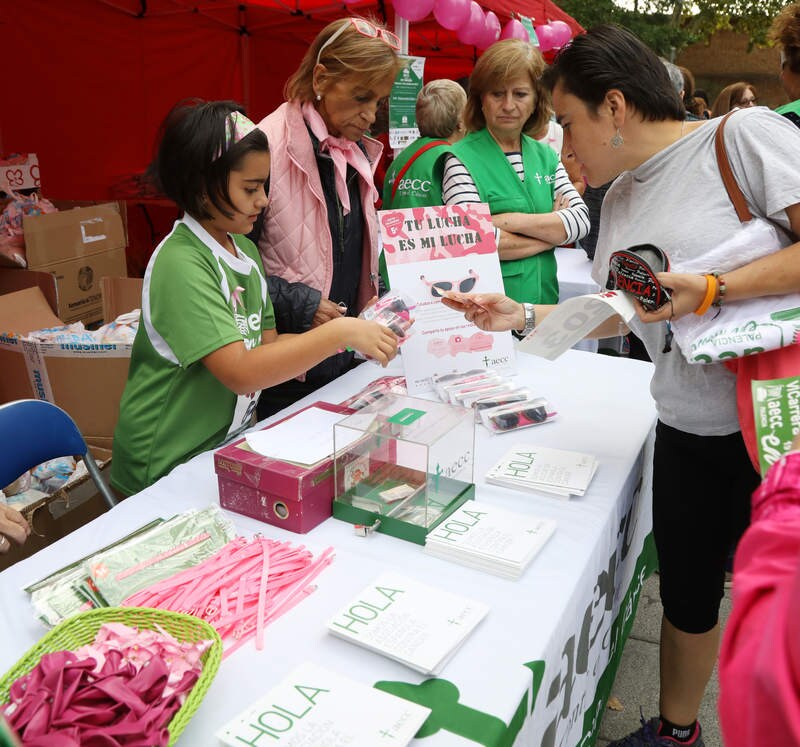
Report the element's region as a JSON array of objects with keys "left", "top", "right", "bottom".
[
  {"left": 714, "top": 110, "right": 752, "bottom": 223},
  {"left": 390, "top": 139, "right": 449, "bottom": 201}
]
